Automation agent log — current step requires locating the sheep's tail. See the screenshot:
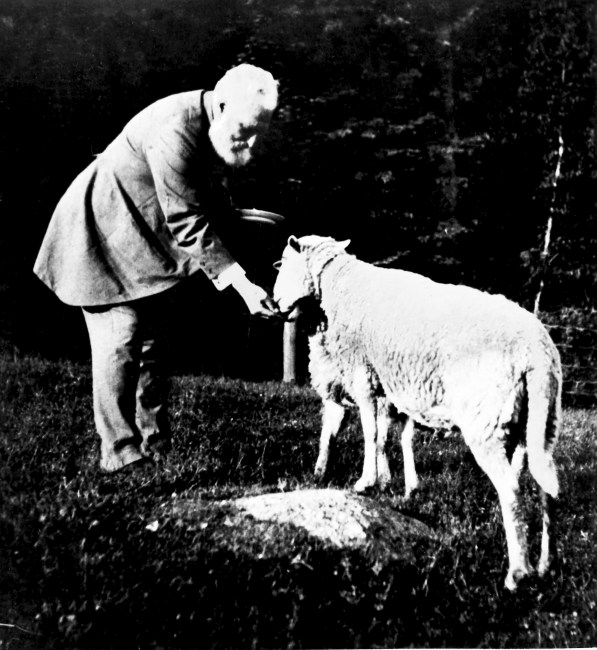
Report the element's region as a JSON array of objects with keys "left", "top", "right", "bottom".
[{"left": 525, "top": 358, "right": 562, "bottom": 498}]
